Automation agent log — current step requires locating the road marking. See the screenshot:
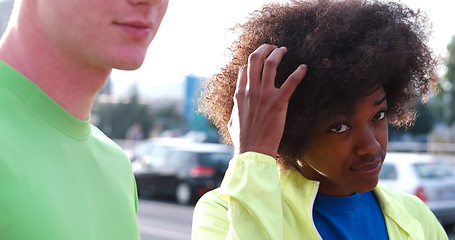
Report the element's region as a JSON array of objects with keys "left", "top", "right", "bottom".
[{"left": 139, "top": 224, "right": 190, "bottom": 240}]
